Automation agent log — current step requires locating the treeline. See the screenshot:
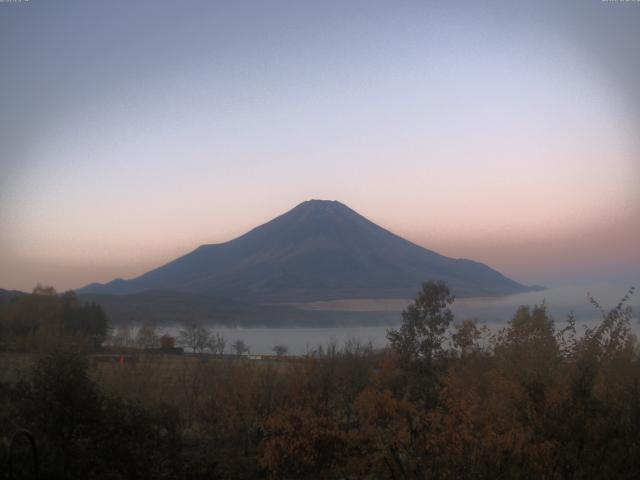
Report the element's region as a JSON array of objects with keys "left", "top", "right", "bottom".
[
  {"left": 106, "top": 322, "right": 231, "bottom": 354},
  {"left": 1, "top": 281, "right": 639, "bottom": 479},
  {"left": 0, "top": 285, "right": 108, "bottom": 351}
]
